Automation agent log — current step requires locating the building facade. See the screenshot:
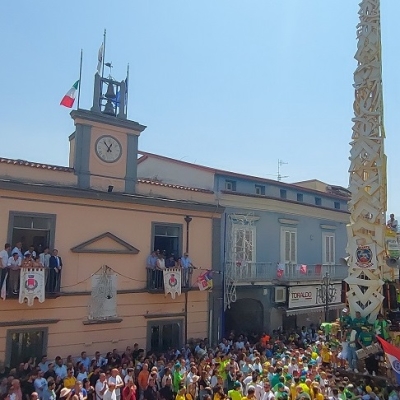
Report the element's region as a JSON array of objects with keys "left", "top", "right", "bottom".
[
  {"left": 0, "top": 74, "right": 223, "bottom": 366},
  {"left": 137, "top": 152, "right": 350, "bottom": 339}
]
